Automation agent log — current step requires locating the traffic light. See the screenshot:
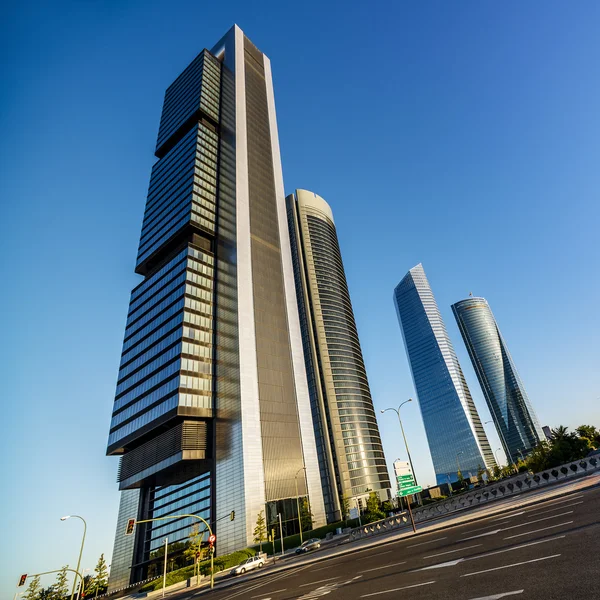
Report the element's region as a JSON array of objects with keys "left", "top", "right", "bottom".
[
  {"left": 125, "top": 518, "right": 136, "bottom": 536},
  {"left": 18, "top": 574, "right": 27, "bottom": 587},
  {"left": 230, "top": 510, "right": 235, "bottom": 521}
]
